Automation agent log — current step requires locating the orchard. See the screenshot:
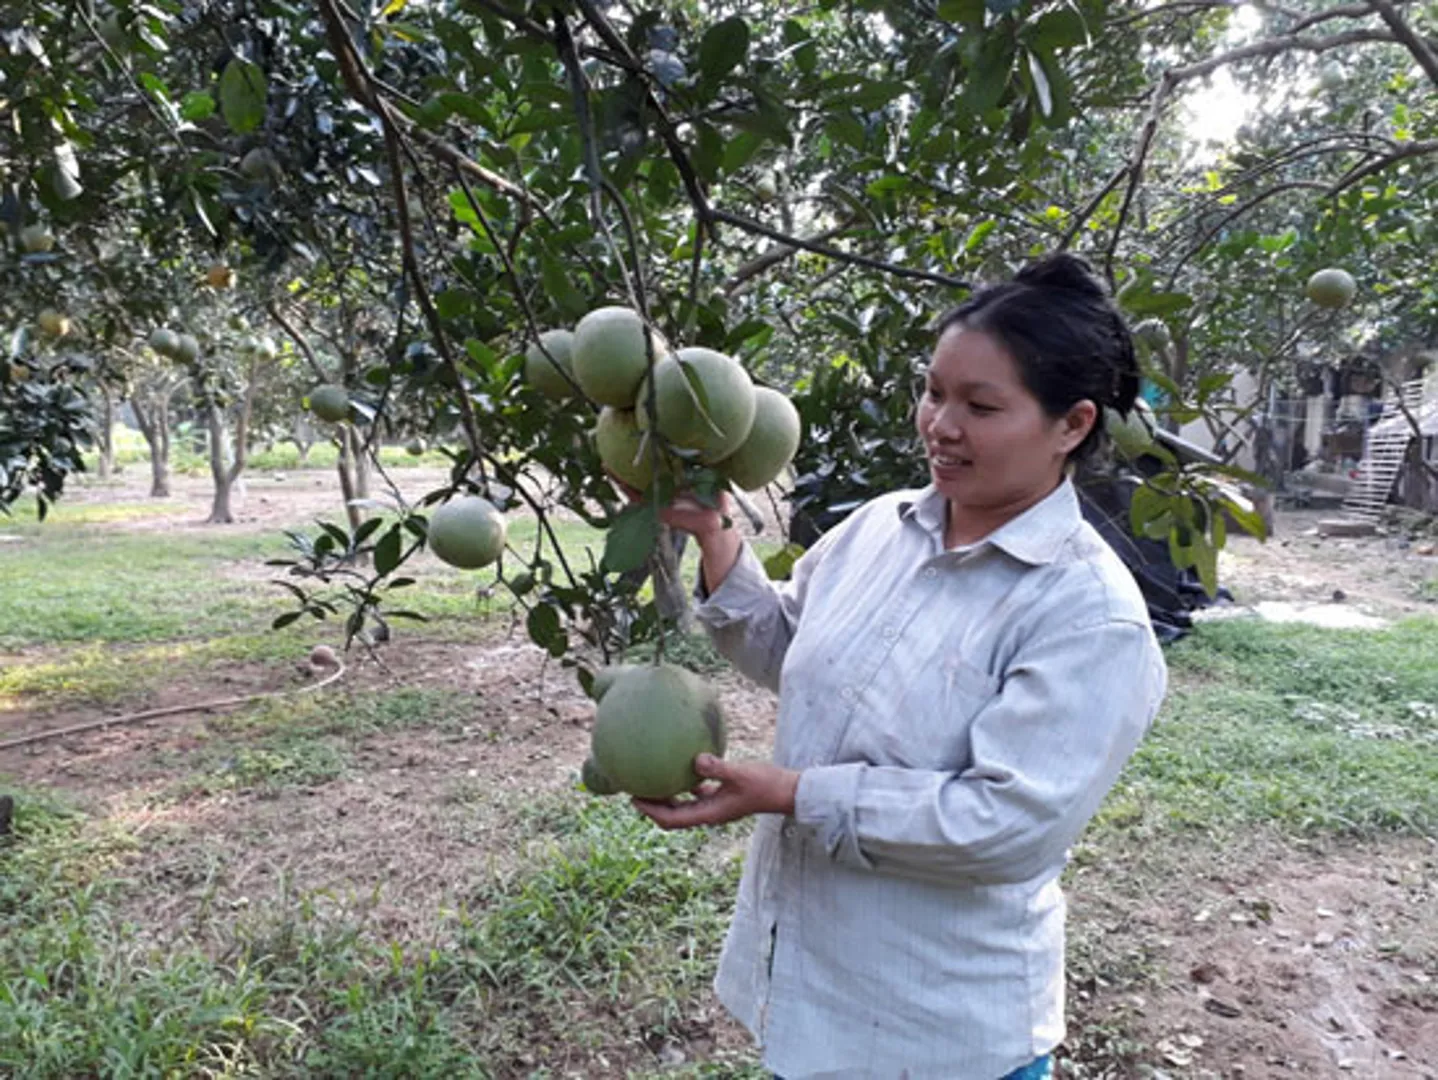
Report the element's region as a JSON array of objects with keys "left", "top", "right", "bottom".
[{"left": 3, "top": 0, "right": 1438, "bottom": 1072}]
